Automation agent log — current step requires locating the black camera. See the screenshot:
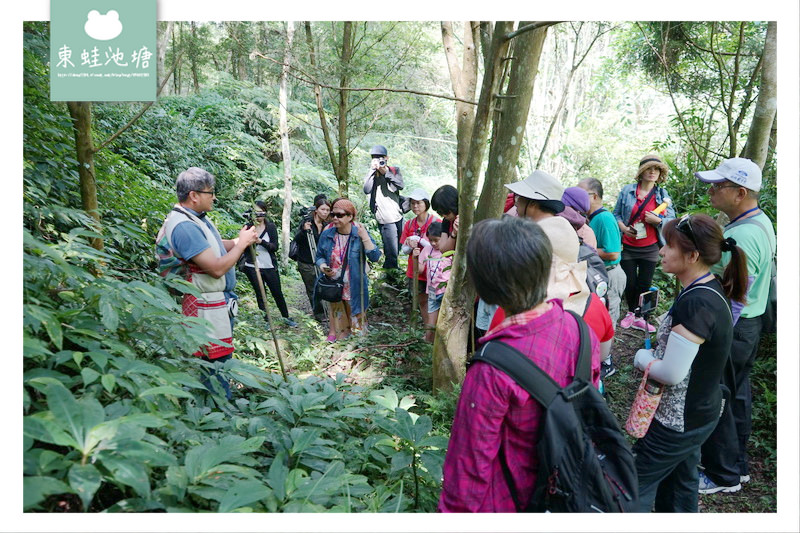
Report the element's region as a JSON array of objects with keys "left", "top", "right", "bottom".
[{"left": 243, "top": 210, "right": 267, "bottom": 220}]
